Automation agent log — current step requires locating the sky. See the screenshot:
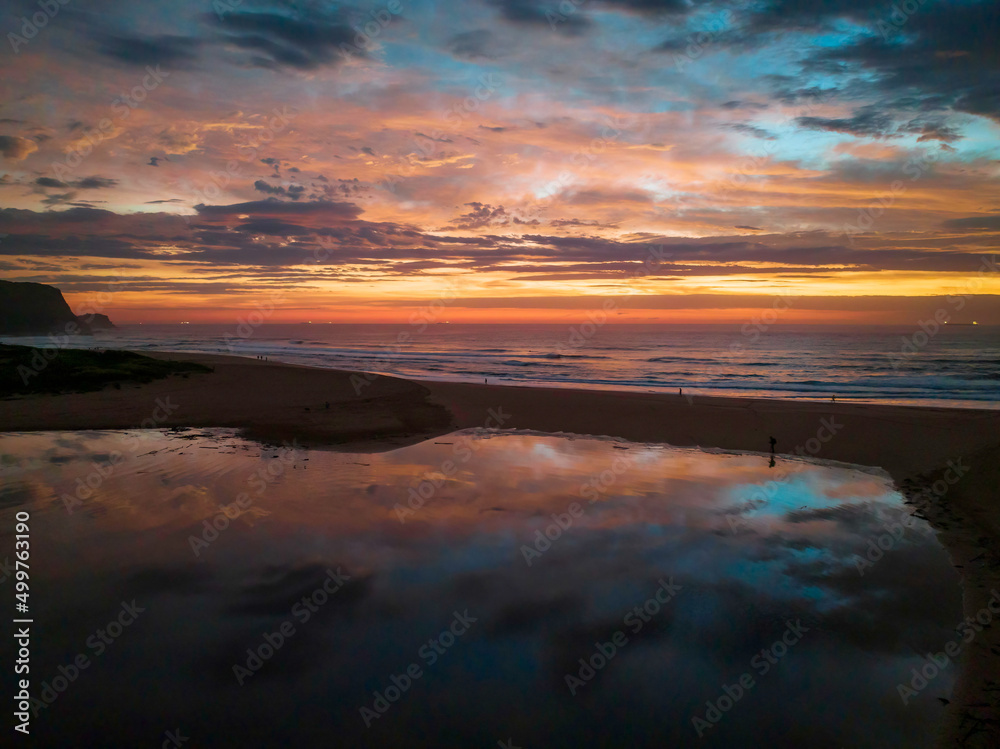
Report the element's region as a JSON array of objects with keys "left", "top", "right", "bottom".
[{"left": 0, "top": 0, "right": 998, "bottom": 323}]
